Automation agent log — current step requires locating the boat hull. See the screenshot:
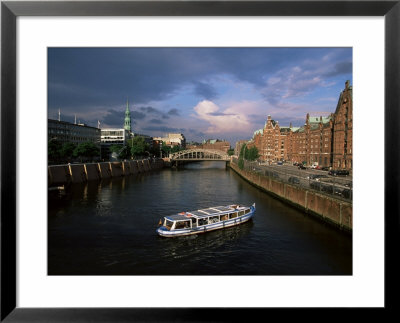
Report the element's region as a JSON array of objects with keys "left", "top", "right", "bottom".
[{"left": 156, "top": 209, "right": 255, "bottom": 238}]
